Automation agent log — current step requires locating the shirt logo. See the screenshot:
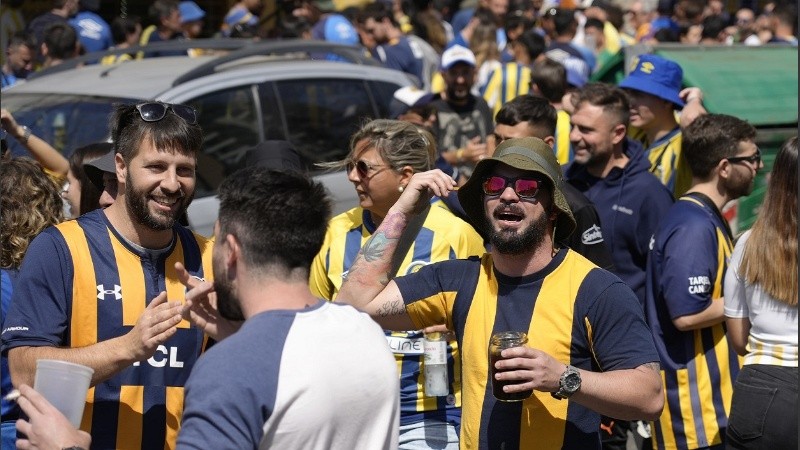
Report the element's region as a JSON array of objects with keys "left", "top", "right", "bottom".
[
  {"left": 386, "top": 335, "right": 424, "bottom": 355},
  {"left": 404, "top": 260, "right": 432, "bottom": 276},
  {"left": 612, "top": 204, "right": 633, "bottom": 215},
  {"left": 97, "top": 284, "right": 122, "bottom": 301},
  {"left": 687, "top": 276, "right": 711, "bottom": 295},
  {"left": 581, "top": 224, "right": 604, "bottom": 245},
  {"left": 640, "top": 61, "right": 655, "bottom": 74}
]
